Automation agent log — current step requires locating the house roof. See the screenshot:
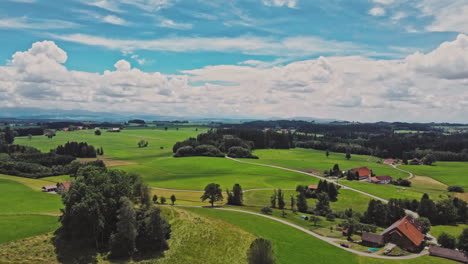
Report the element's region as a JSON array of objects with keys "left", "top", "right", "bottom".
[
  {"left": 352, "top": 167, "right": 371, "bottom": 177},
  {"left": 382, "top": 215, "right": 424, "bottom": 247},
  {"left": 384, "top": 159, "right": 394, "bottom": 163},
  {"left": 42, "top": 185, "right": 57, "bottom": 190},
  {"left": 60, "top": 181, "right": 72, "bottom": 191},
  {"left": 429, "top": 246, "right": 468, "bottom": 263},
  {"left": 362, "top": 232, "right": 384, "bottom": 244},
  {"left": 376, "top": 176, "right": 393, "bottom": 181},
  {"left": 369, "top": 177, "right": 381, "bottom": 183},
  {"left": 308, "top": 185, "right": 318, "bottom": 190}
]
